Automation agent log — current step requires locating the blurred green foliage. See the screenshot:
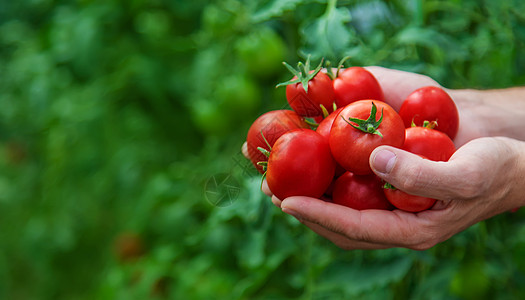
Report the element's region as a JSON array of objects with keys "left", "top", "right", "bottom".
[{"left": 1, "top": 0, "right": 525, "bottom": 299}]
